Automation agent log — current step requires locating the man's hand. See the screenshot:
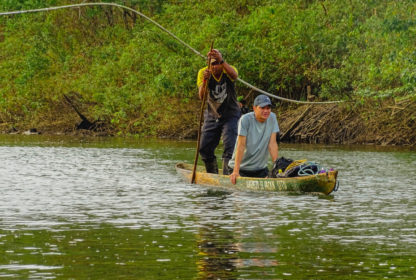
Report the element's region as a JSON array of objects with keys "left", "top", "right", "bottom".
[
  {"left": 230, "top": 136, "right": 246, "bottom": 185},
  {"left": 208, "top": 49, "right": 223, "bottom": 63},
  {"left": 230, "top": 171, "right": 239, "bottom": 185},
  {"left": 203, "top": 68, "right": 210, "bottom": 81}
]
